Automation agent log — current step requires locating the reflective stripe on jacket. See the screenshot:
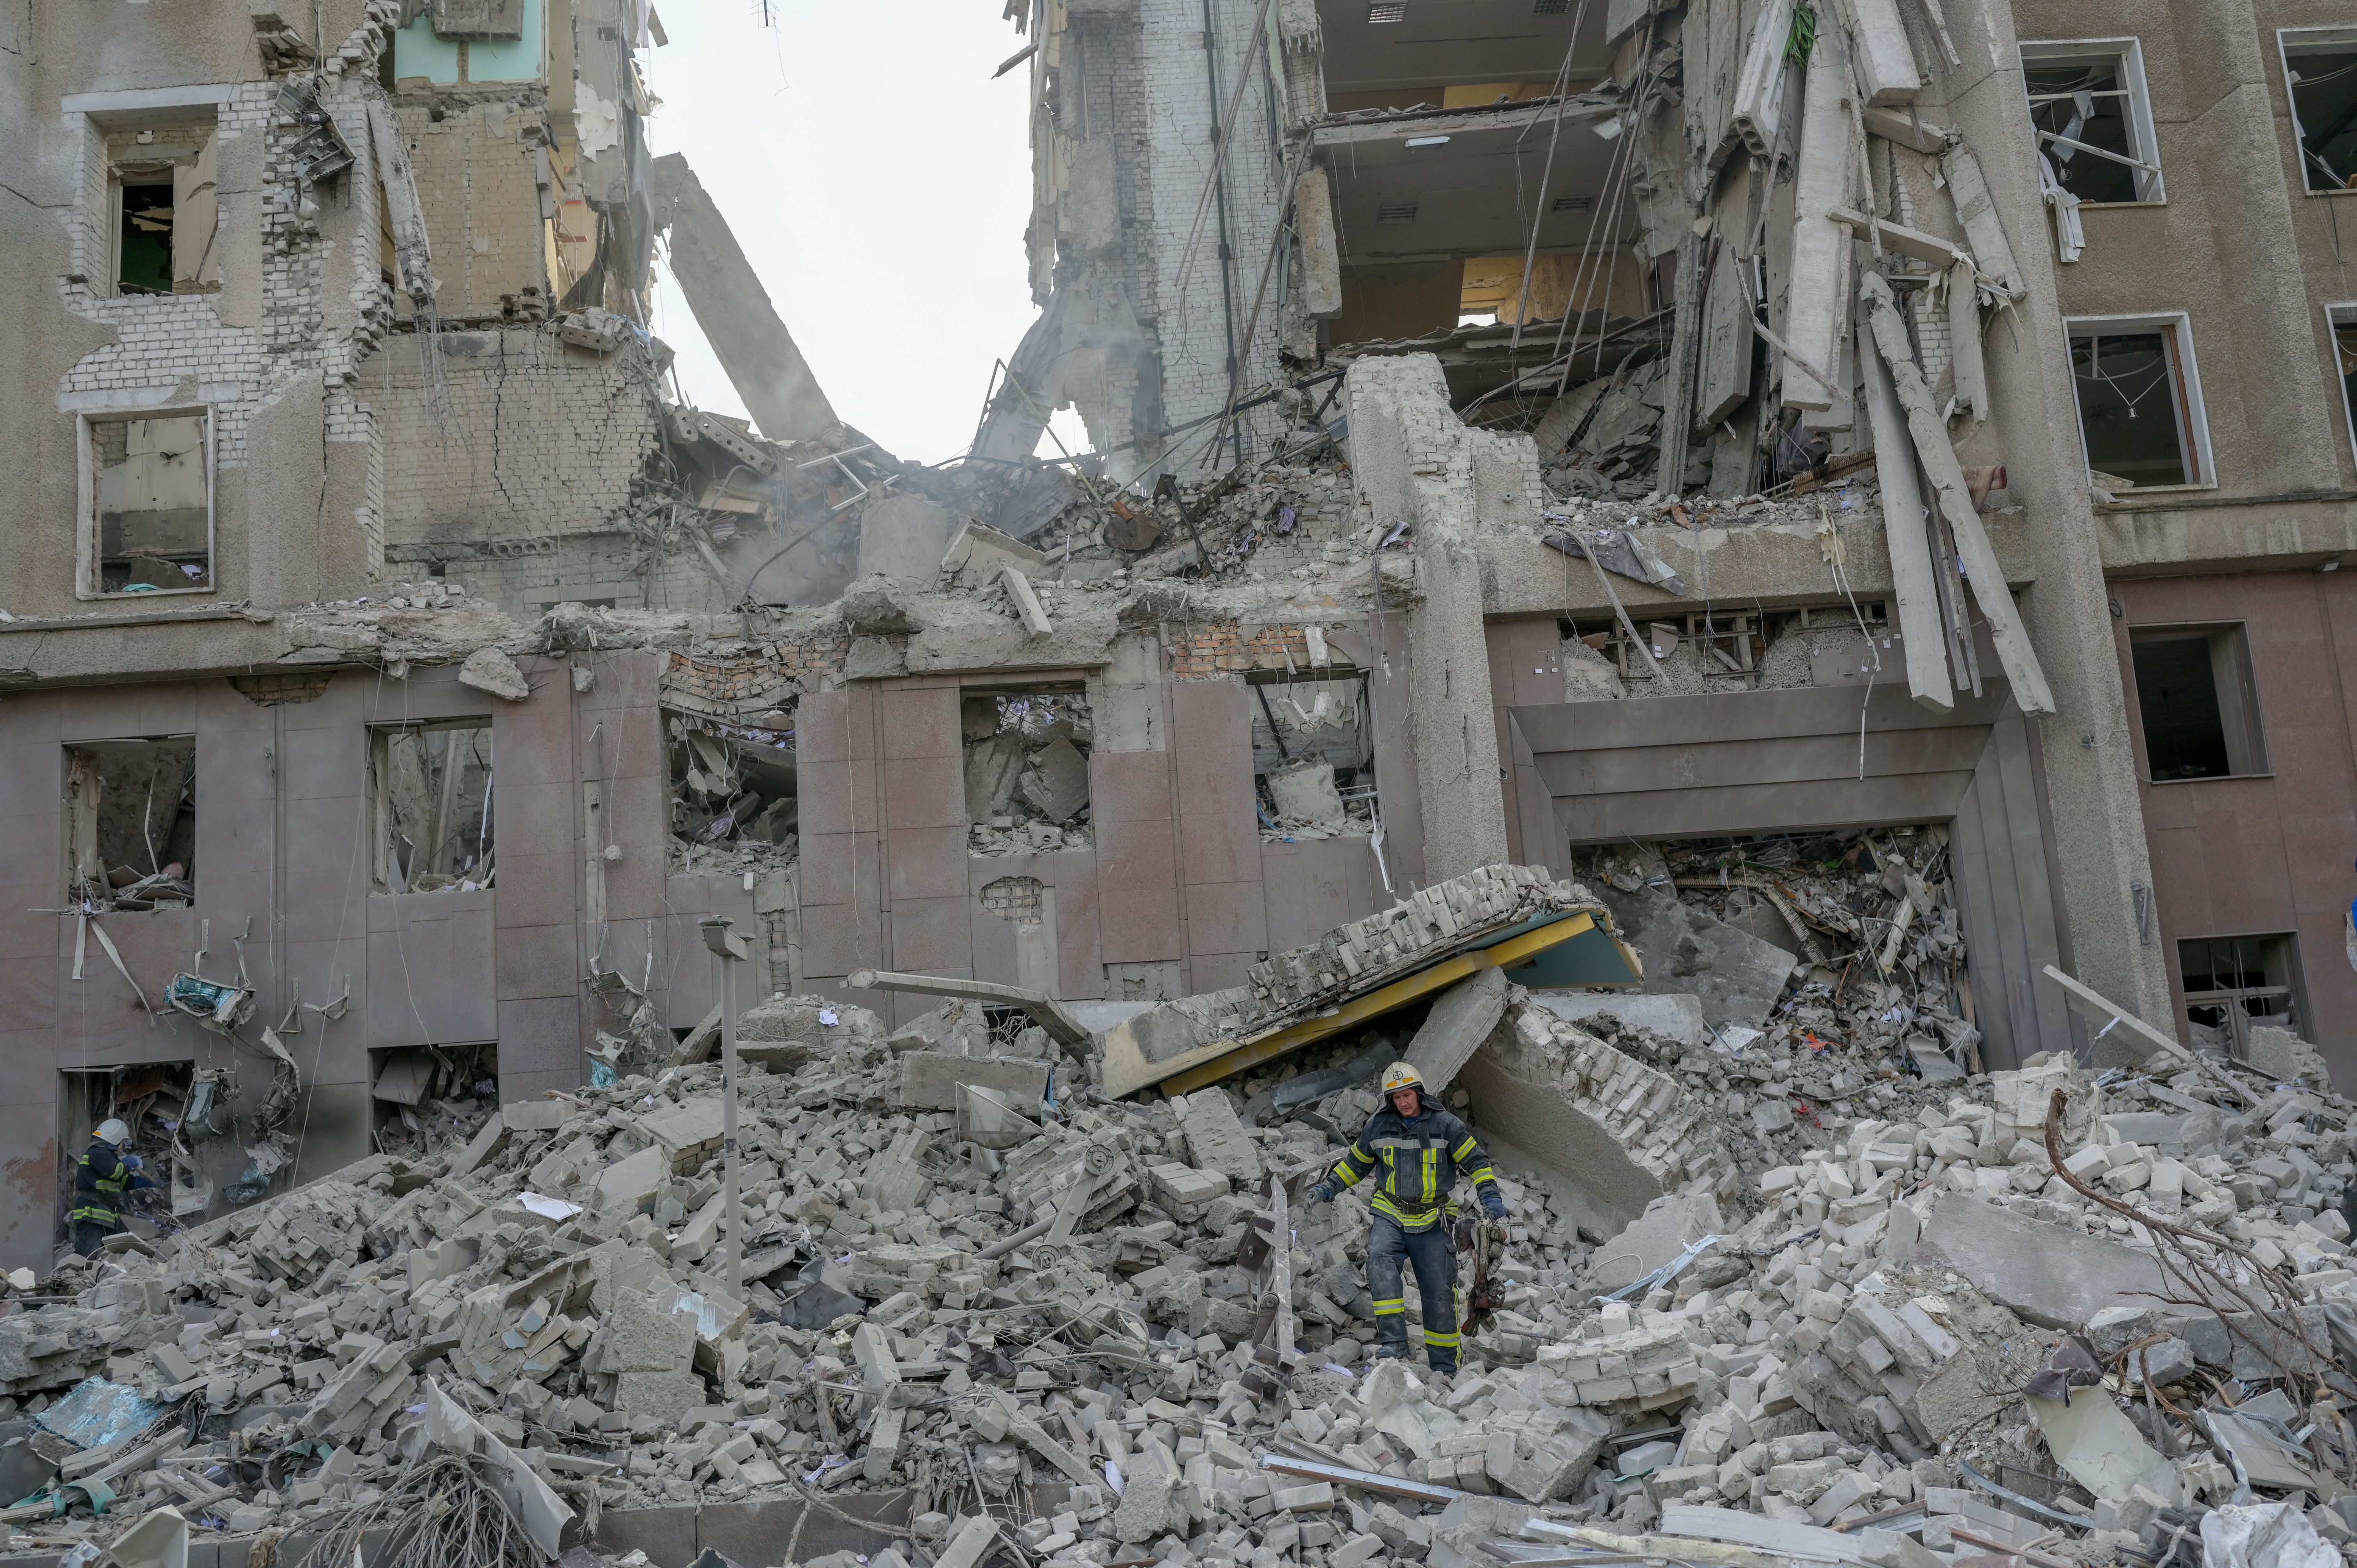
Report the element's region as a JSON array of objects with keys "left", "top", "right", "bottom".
[
  {"left": 1325, "top": 1104, "right": 1499, "bottom": 1231},
  {"left": 71, "top": 1141, "right": 132, "bottom": 1229}
]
